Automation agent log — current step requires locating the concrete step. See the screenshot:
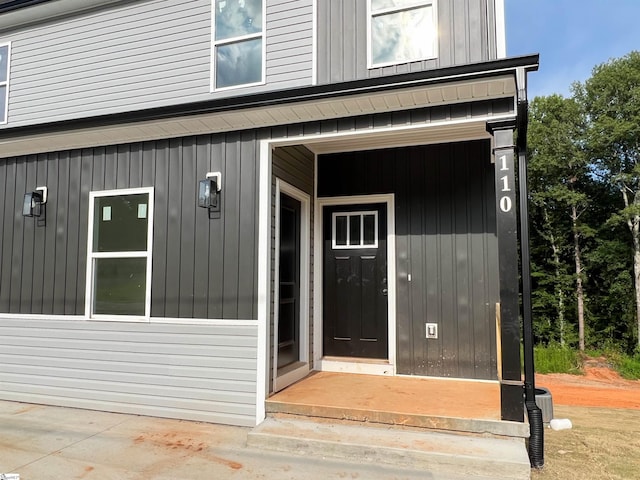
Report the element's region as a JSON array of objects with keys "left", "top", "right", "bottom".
[
  {"left": 265, "top": 399, "right": 530, "bottom": 439},
  {"left": 248, "top": 416, "right": 531, "bottom": 479}
]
